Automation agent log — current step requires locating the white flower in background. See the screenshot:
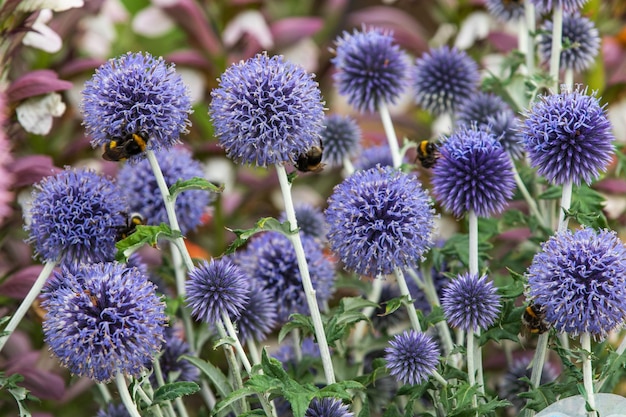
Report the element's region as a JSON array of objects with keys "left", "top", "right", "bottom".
[
  {"left": 608, "top": 98, "right": 626, "bottom": 144},
  {"left": 222, "top": 10, "right": 273, "bottom": 49},
  {"left": 132, "top": 5, "right": 174, "bottom": 38},
  {"left": 455, "top": 12, "right": 491, "bottom": 50},
  {"left": 78, "top": 0, "right": 128, "bottom": 58},
  {"left": 17, "top": 0, "right": 83, "bottom": 12},
  {"left": 22, "top": 9, "right": 62, "bottom": 53},
  {"left": 178, "top": 68, "right": 205, "bottom": 104},
  {"left": 281, "top": 38, "right": 319, "bottom": 73},
  {"left": 16, "top": 93, "right": 66, "bottom": 135}
]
